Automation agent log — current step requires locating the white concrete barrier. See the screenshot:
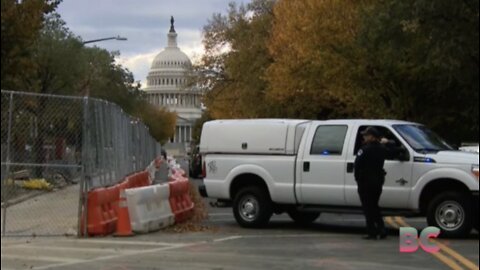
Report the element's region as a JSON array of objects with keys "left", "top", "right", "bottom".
[{"left": 125, "top": 184, "right": 174, "bottom": 233}]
